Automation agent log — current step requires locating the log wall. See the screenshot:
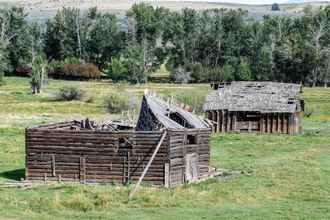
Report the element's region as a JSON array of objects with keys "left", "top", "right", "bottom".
[
  {"left": 167, "top": 128, "right": 211, "bottom": 187},
  {"left": 26, "top": 127, "right": 212, "bottom": 187},
  {"left": 26, "top": 129, "right": 168, "bottom": 185},
  {"left": 207, "top": 110, "right": 301, "bottom": 135}
]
